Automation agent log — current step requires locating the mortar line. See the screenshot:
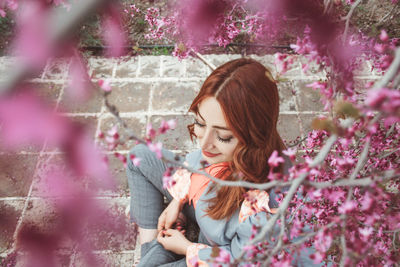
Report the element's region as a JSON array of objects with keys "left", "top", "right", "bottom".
[
  {"left": 291, "top": 80, "right": 306, "bottom": 139},
  {"left": 111, "top": 58, "right": 117, "bottom": 78},
  {"left": 136, "top": 56, "right": 141, "bottom": 78},
  {"left": 159, "top": 55, "right": 164, "bottom": 77},
  {"left": 146, "top": 82, "right": 155, "bottom": 130}
]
